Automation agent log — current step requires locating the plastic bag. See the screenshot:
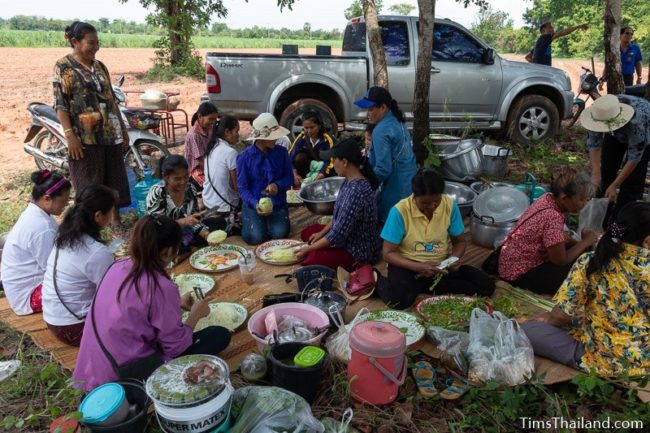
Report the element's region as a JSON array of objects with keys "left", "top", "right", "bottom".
[
  {"left": 230, "top": 386, "right": 324, "bottom": 433},
  {"left": 427, "top": 326, "right": 469, "bottom": 356},
  {"left": 466, "top": 308, "right": 534, "bottom": 386},
  {"left": 578, "top": 198, "right": 609, "bottom": 235},
  {"left": 324, "top": 308, "right": 370, "bottom": 363},
  {"left": 278, "top": 315, "right": 307, "bottom": 332},
  {"left": 321, "top": 409, "right": 358, "bottom": 433}
]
